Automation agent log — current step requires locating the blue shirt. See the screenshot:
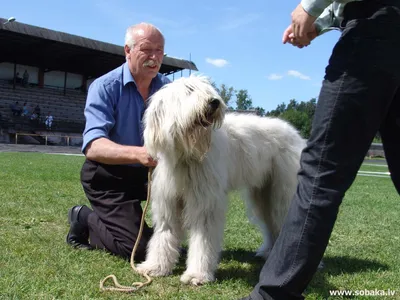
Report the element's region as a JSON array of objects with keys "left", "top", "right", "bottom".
[{"left": 82, "top": 62, "right": 171, "bottom": 154}]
